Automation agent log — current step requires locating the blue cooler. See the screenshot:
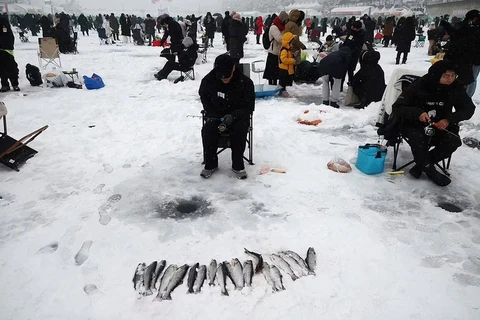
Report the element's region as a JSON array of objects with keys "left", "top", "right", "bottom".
[{"left": 356, "top": 144, "right": 387, "bottom": 175}]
